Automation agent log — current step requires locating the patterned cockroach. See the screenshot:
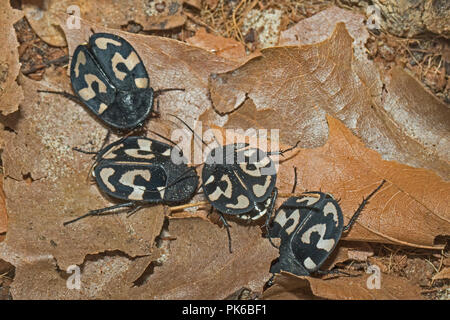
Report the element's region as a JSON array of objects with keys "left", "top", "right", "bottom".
[
  {"left": 269, "top": 180, "right": 386, "bottom": 276},
  {"left": 169, "top": 115, "right": 299, "bottom": 252},
  {"left": 40, "top": 33, "right": 181, "bottom": 130},
  {"left": 202, "top": 143, "right": 279, "bottom": 222},
  {"left": 64, "top": 136, "right": 199, "bottom": 225},
  {"left": 201, "top": 143, "right": 301, "bottom": 253}
]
